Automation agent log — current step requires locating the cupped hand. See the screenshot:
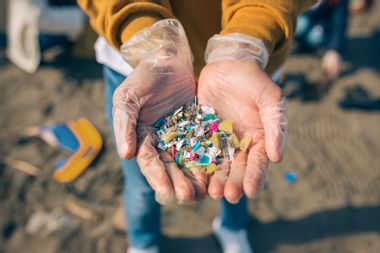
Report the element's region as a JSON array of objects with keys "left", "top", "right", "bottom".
[
  {"left": 112, "top": 57, "right": 208, "bottom": 205},
  {"left": 198, "top": 60, "right": 287, "bottom": 203}
]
